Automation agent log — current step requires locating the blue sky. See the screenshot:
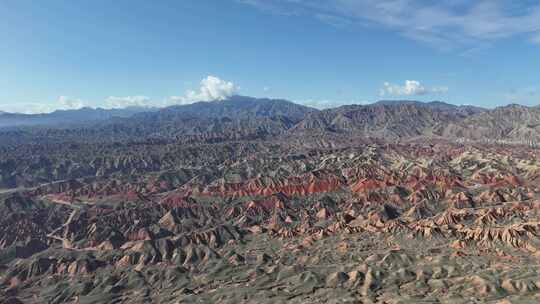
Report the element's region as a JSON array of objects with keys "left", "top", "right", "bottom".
[{"left": 1, "top": 0, "right": 540, "bottom": 113}]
